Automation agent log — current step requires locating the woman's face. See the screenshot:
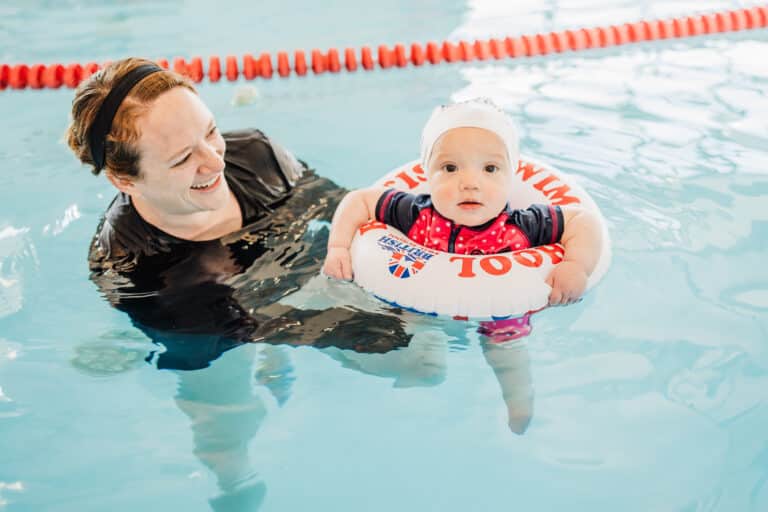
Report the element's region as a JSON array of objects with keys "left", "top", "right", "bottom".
[{"left": 125, "top": 87, "right": 229, "bottom": 216}]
